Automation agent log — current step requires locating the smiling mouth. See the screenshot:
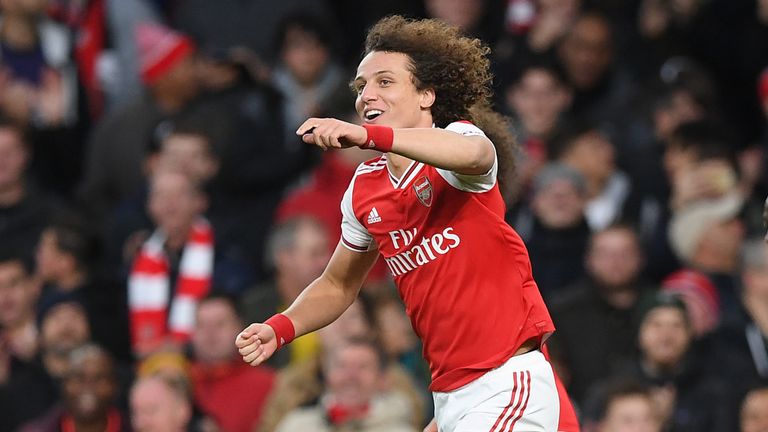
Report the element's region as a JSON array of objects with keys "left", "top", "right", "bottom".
[{"left": 364, "top": 109, "right": 383, "bottom": 121}]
